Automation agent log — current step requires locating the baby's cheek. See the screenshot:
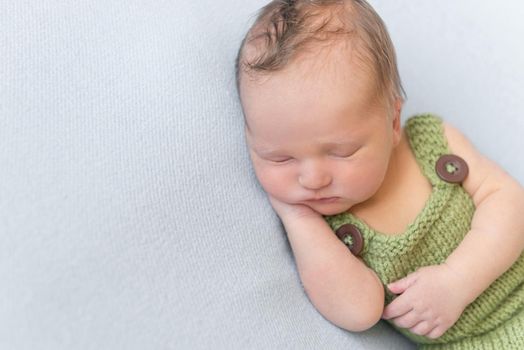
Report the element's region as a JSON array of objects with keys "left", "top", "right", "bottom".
[
  {"left": 336, "top": 164, "right": 383, "bottom": 199},
  {"left": 256, "top": 166, "right": 295, "bottom": 197}
]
